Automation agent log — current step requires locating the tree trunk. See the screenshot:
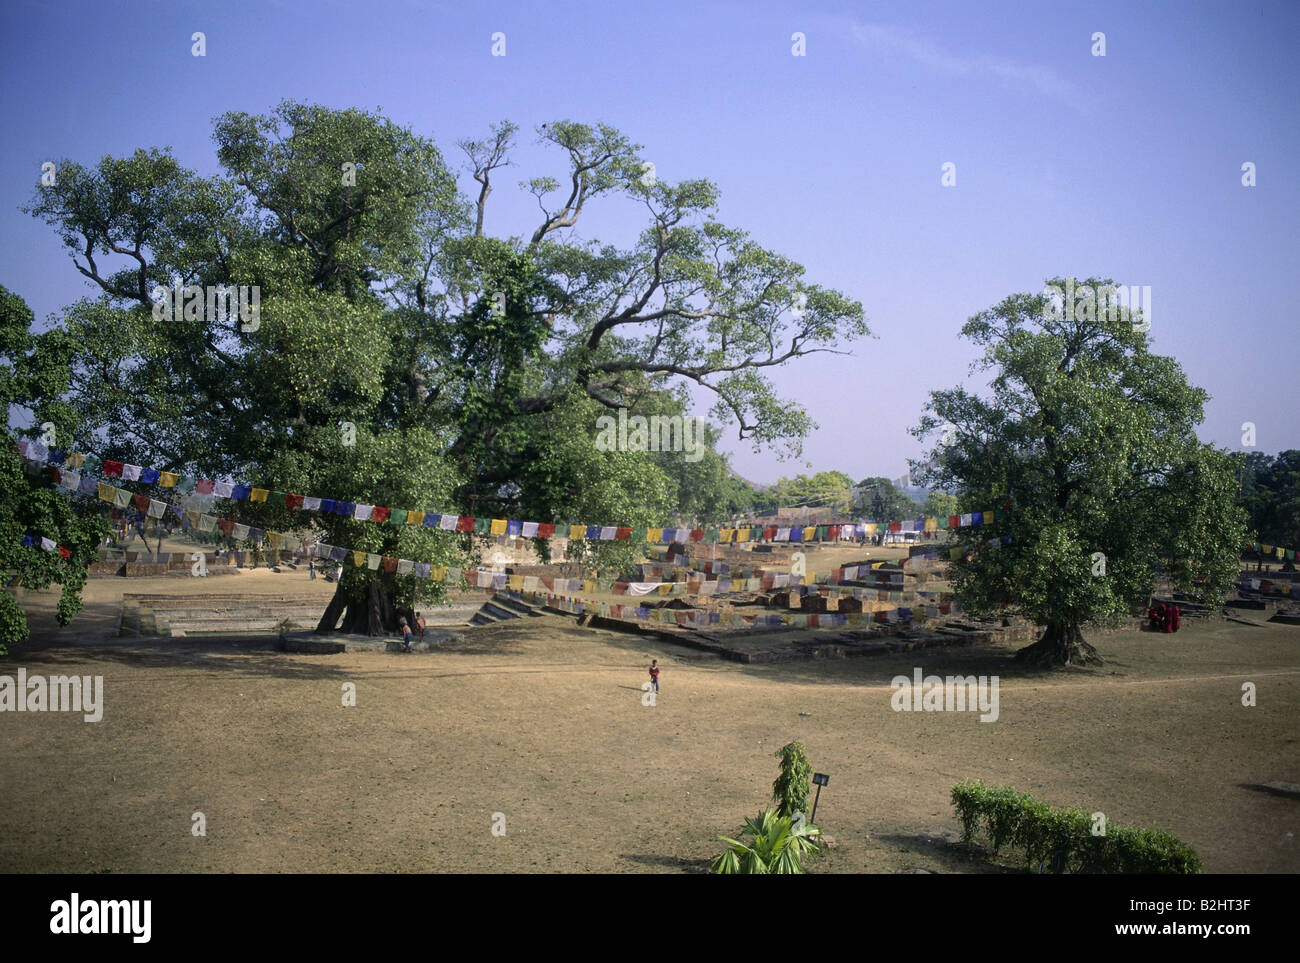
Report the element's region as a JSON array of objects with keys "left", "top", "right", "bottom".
[
  {"left": 315, "top": 579, "right": 404, "bottom": 636},
  {"left": 1014, "top": 620, "right": 1103, "bottom": 667},
  {"left": 316, "top": 583, "right": 348, "bottom": 633}
]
